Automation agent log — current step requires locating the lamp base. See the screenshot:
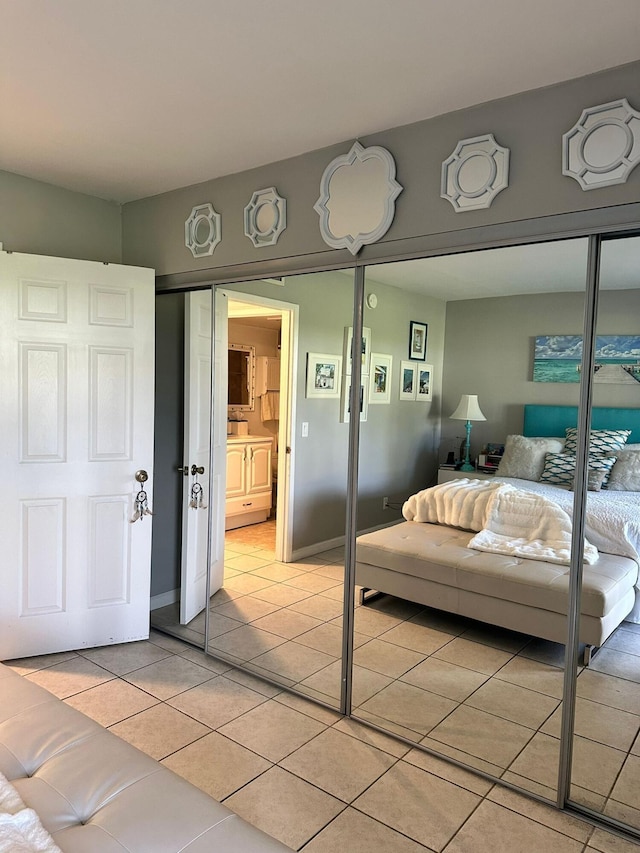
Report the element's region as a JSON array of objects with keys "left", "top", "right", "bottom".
[{"left": 459, "top": 462, "right": 475, "bottom": 472}]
